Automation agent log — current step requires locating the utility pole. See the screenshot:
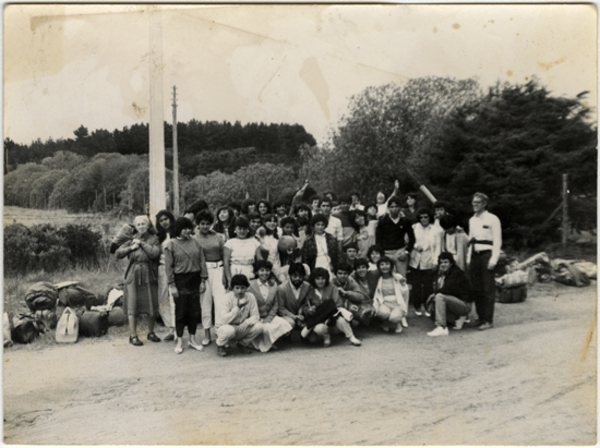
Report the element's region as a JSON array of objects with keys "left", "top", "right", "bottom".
[
  {"left": 148, "top": 7, "right": 166, "bottom": 220},
  {"left": 562, "top": 173, "right": 569, "bottom": 251},
  {"left": 172, "top": 86, "right": 180, "bottom": 217}
]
